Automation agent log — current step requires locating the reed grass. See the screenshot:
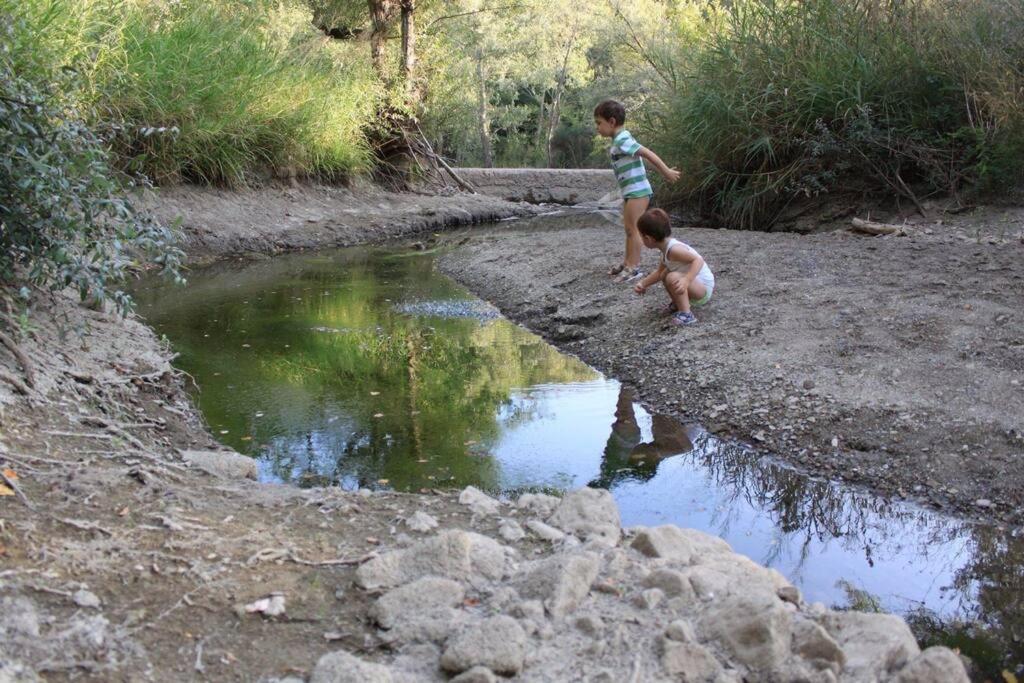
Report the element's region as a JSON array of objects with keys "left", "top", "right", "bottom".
[{"left": 652, "top": 0, "right": 1024, "bottom": 228}]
